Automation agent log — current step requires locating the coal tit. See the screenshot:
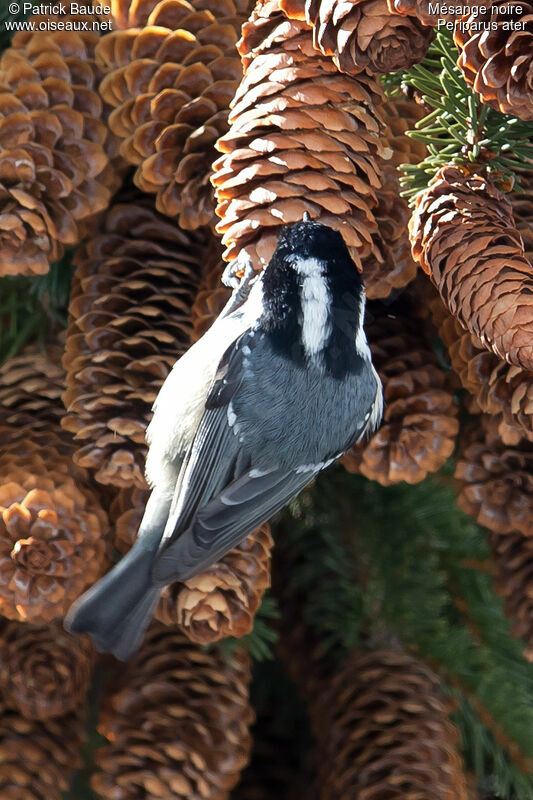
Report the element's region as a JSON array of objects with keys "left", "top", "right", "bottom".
[{"left": 65, "top": 220, "right": 383, "bottom": 659}]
